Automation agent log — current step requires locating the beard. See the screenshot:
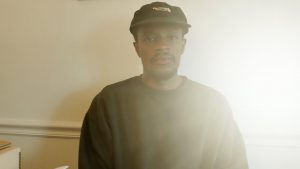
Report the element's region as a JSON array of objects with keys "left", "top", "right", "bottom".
[
  {"left": 147, "top": 67, "right": 178, "bottom": 80},
  {"left": 142, "top": 52, "right": 180, "bottom": 80},
  {"left": 145, "top": 59, "right": 179, "bottom": 80}
]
